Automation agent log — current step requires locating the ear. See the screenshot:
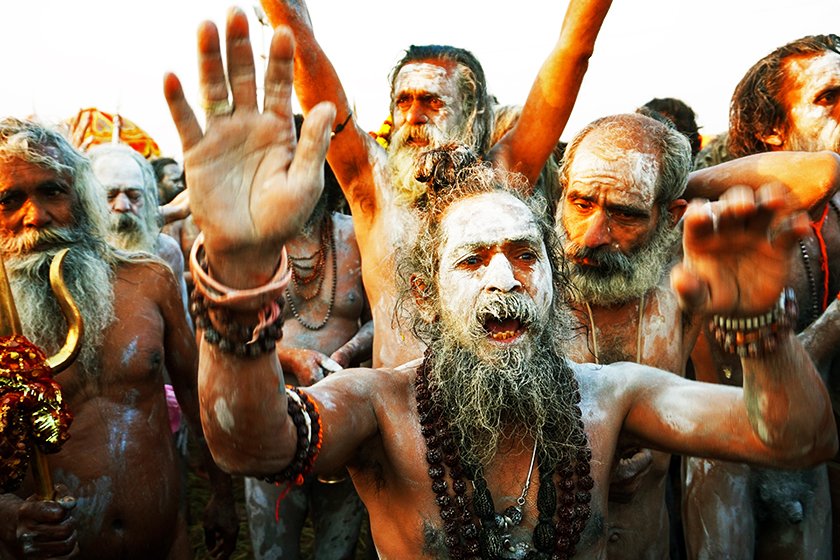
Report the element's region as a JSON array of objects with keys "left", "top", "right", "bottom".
[
  {"left": 410, "top": 274, "right": 435, "bottom": 322},
  {"left": 757, "top": 131, "right": 784, "bottom": 148},
  {"left": 667, "top": 199, "right": 688, "bottom": 226}
]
